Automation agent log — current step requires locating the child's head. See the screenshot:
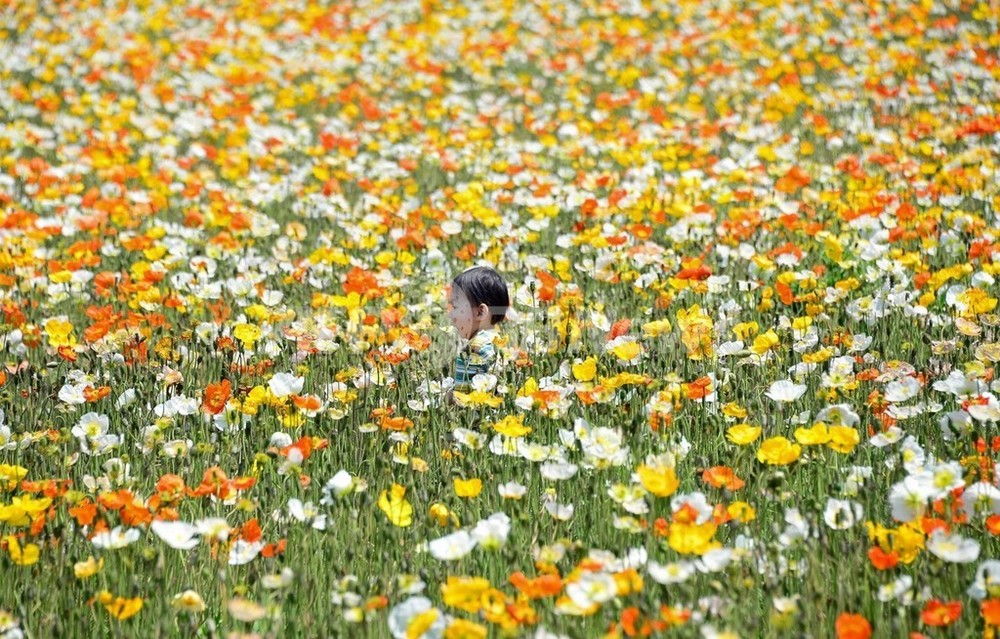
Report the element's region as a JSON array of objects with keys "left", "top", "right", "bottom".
[{"left": 448, "top": 266, "right": 509, "bottom": 340}]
